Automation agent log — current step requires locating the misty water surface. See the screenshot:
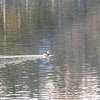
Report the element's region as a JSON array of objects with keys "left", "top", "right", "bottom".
[{"left": 0, "top": 0, "right": 100, "bottom": 100}]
